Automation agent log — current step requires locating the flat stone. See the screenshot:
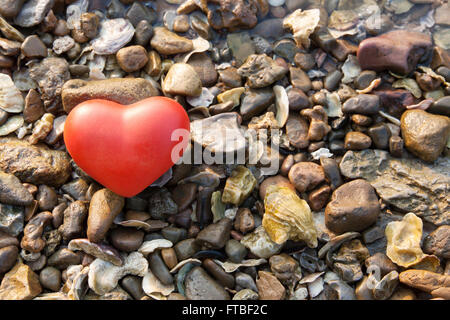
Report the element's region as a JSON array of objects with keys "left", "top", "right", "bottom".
[
  {"left": 0, "top": 137, "right": 71, "bottom": 187},
  {"left": 227, "top": 32, "right": 255, "bottom": 66},
  {"left": 0, "top": 245, "right": 18, "bottom": 273},
  {"left": 0, "top": 171, "right": 33, "bottom": 206},
  {"left": 400, "top": 110, "right": 450, "bottom": 162},
  {"left": 62, "top": 78, "right": 159, "bottom": 113},
  {"left": 185, "top": 266, "right": 230, "bottom": 300},
  {"left": 429, "top": 96, "right": 450, "bottom": 117},
  {"left": 21, "top": 35, "right": 47, "bottom": 58},
  {"left": 116, "top": 45, "right": 148, "bottom": 73},
  {"left": 342, "top": 94, "right": 380, "bottom": 115},
  {"left": 241, "top": 226, "right": 282, "bottom": 259},
  {"left": 150, "top": 27, "right": 193, "bottom": 55},
  {"left": 187, "top": 53, "right": 218, "bottom": 87},
  {"left": 14, "top": 0, "right": 53, "bottom": 27},
  {"left": 162, "top": 63, "right": 202, "bottom": 97},
  {"left": 0, "top": 261, "right": 41, "bottom": 300},
  {"left": 357, "top": 30, "right": 432, "bottom": 75},
  {"left": 339, "top": 149, "right": 450, "bottom": 226},
  {"left": 399, "top": 270, "right": 450, "bottom": 293}
]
